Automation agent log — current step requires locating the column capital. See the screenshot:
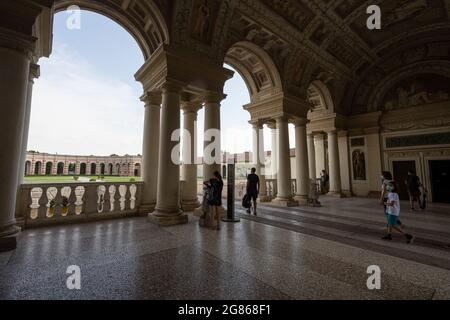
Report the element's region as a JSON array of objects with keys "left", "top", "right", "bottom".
[
  {"left": 338, "top": 130, "right": 348, "bottom": 138},
  {"left": 203, "top": 91, "right": 226, "bottom": 104},
  {"left": 181, "top": 101, "right": 201, "bottom": 113},
  {"left": 249, "top": 119, "right": 264, "bottom": 129},
  {"left": 266, "top": 121, "right": 277, "bottom": 130},
  {"left": 0, "top": 27, "right": 36, "bottom": 57},
  {"left": 291, "top": 117, "right": 308, "bottom": 127},
  {"left": 140, "top": 92, "right": 162, "bottom": 106},
  {"left": 29, "top": 63, "right": 40, "bottom": 82},
  {"left": 274, "top": 115, "right": 290, "bottom": 123},
  {"left": 161, "top": 80, "right": 184, "bottom": 94},
  {"left": 326, "top": 129, "right": 338, "bottom": 136}
]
